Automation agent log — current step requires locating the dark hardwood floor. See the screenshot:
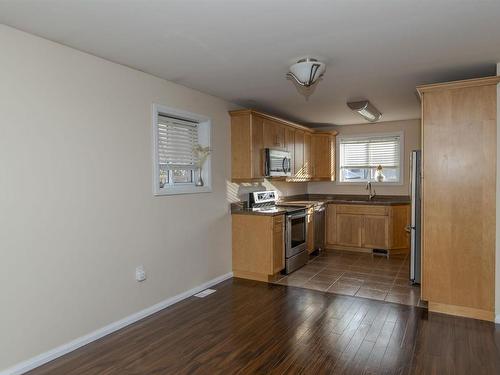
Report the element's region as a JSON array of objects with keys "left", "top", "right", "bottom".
[{"left": 28, "top": 278, "right": 500, "bottom": 375}]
